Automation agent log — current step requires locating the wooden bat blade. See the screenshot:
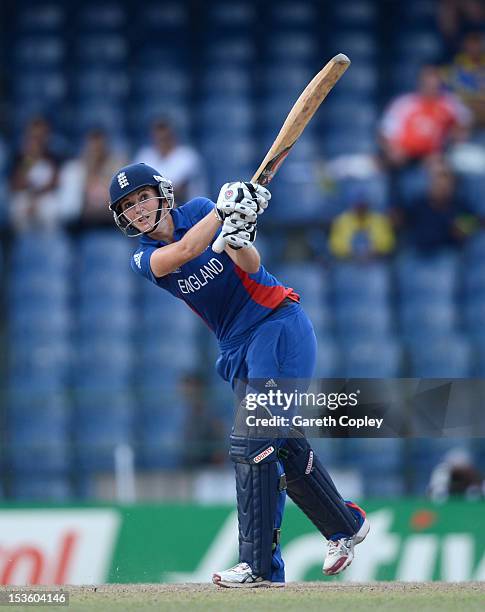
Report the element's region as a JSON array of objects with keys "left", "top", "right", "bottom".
[
  {"left": 252, "top": 53, "right": 351, "bottom": 186},
  {"left": 212, "top": 54, "right": 350, "bottom": 253}
]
